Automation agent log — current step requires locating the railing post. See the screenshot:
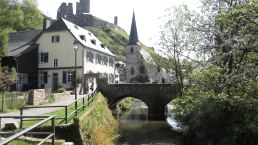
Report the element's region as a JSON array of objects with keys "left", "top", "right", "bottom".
[
  {"left": 65, "top": 106, "right": 68, "bottom": 124},
  {"left": 0, "top": 118, "right": 2, "bottom": 132},
  {"left": 87, "top": 95, "right": 90, "bottom": 106},
  {"left": 75, "top": 100, "right": 78, "bottom": 116},
  {"left": 83, "top": 96, "right": 85, "bottom": 110},
  {"left": 20, "top": 108, "right": 23, "bottom": 129},
  {"left": 51, "top": 117, "right": 55, "bottom": 145}
]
